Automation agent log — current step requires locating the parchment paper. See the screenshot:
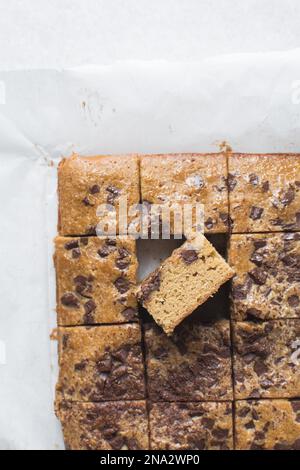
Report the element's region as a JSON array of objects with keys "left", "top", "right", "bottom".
[{"left": 1, "top": 50, "right": 300, "bottom": 449}]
